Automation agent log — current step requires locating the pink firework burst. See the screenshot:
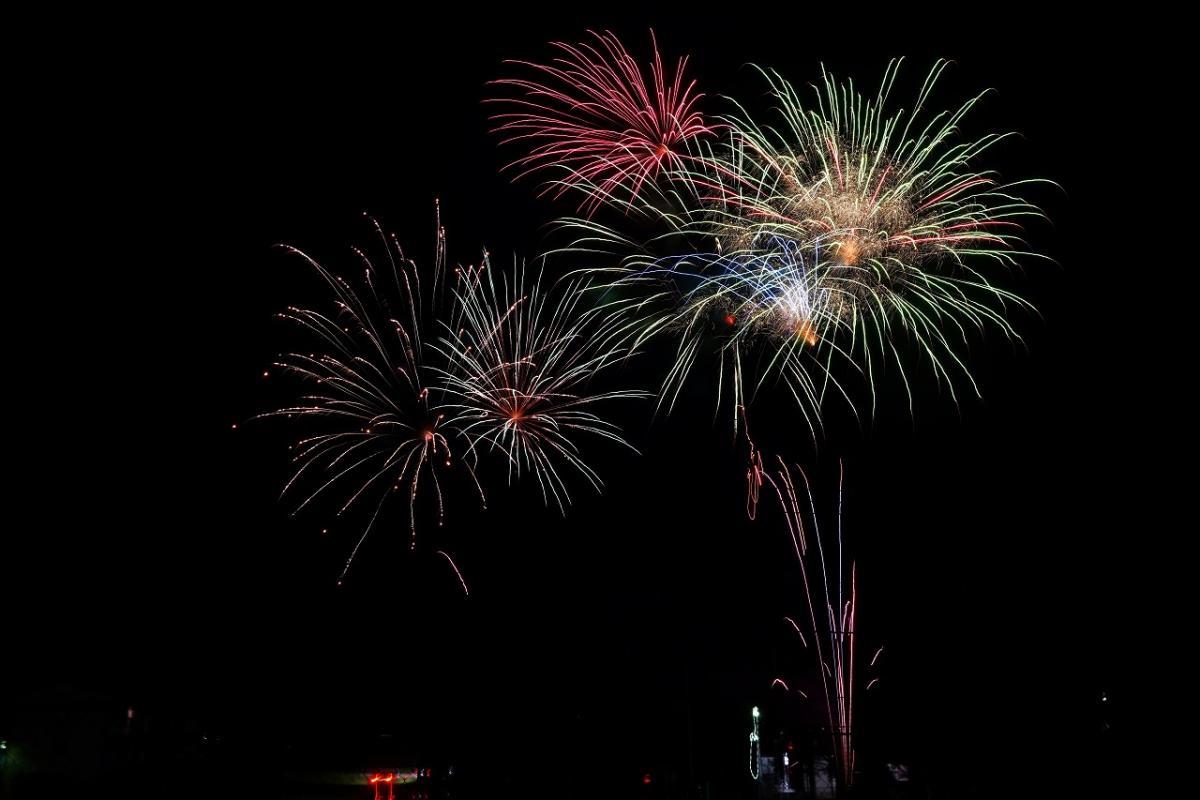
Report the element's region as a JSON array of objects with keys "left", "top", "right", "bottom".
[{"left": 490, "top": 29, "right": 716, "bottom": 213}]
